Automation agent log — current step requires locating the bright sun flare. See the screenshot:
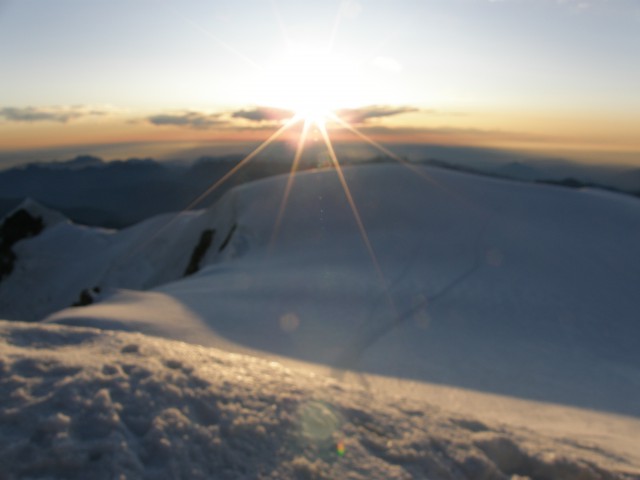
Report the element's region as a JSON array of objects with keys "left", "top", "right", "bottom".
[
  {"left": 261, "top": 45, "right": 360, "bottom": 121},
  {"left": 162, "top": 18, "right": 420, "bottom": 317}
]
